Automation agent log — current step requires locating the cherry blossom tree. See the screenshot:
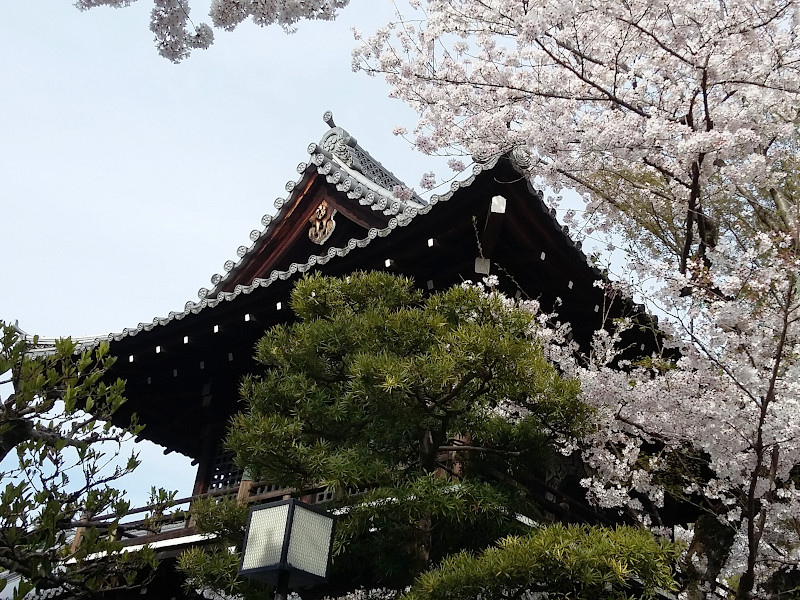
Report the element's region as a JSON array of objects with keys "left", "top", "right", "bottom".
[
  {"left": 353, "top": 0, "right": 800, "bottom": 270},
  {"left": 350, "top": 1, "right": 800, "bottom": 598},
  {"left": 75, "top": 0, "right": 351, "bottom": 62},
  {"left": 553, "top": 241, "right": 800, "bottom": 600}
]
